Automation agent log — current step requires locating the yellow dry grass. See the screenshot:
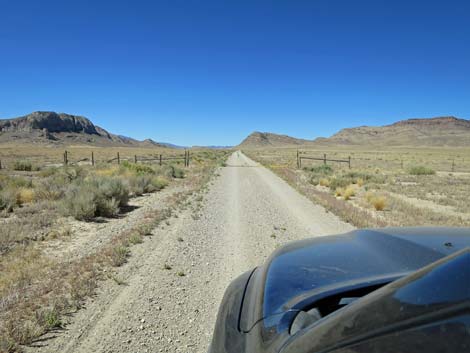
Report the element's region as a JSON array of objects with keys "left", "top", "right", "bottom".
[{"left": 16, "top": 188, "right": 35, "bottom": 205}]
